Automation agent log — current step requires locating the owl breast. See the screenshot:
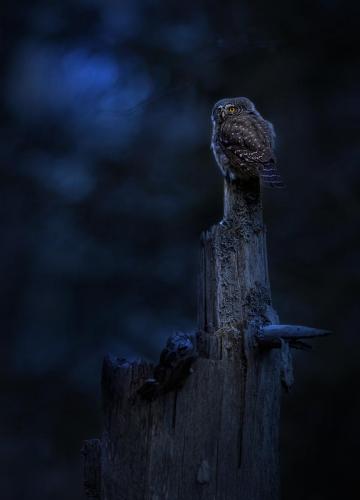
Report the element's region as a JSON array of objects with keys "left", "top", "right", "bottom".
[{"left": 218, "top": 113, "right": 275, "bottom": 180}]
